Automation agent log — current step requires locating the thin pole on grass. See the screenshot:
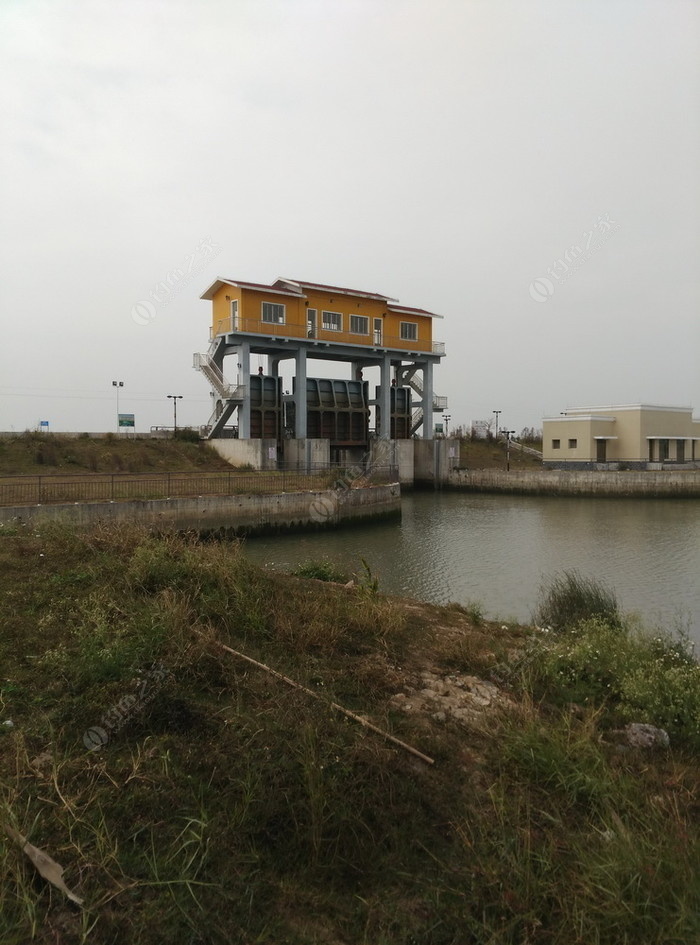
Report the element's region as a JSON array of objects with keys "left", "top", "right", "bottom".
[{"left": 203, "top": 635, "right": 435, "bottom": 766}]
